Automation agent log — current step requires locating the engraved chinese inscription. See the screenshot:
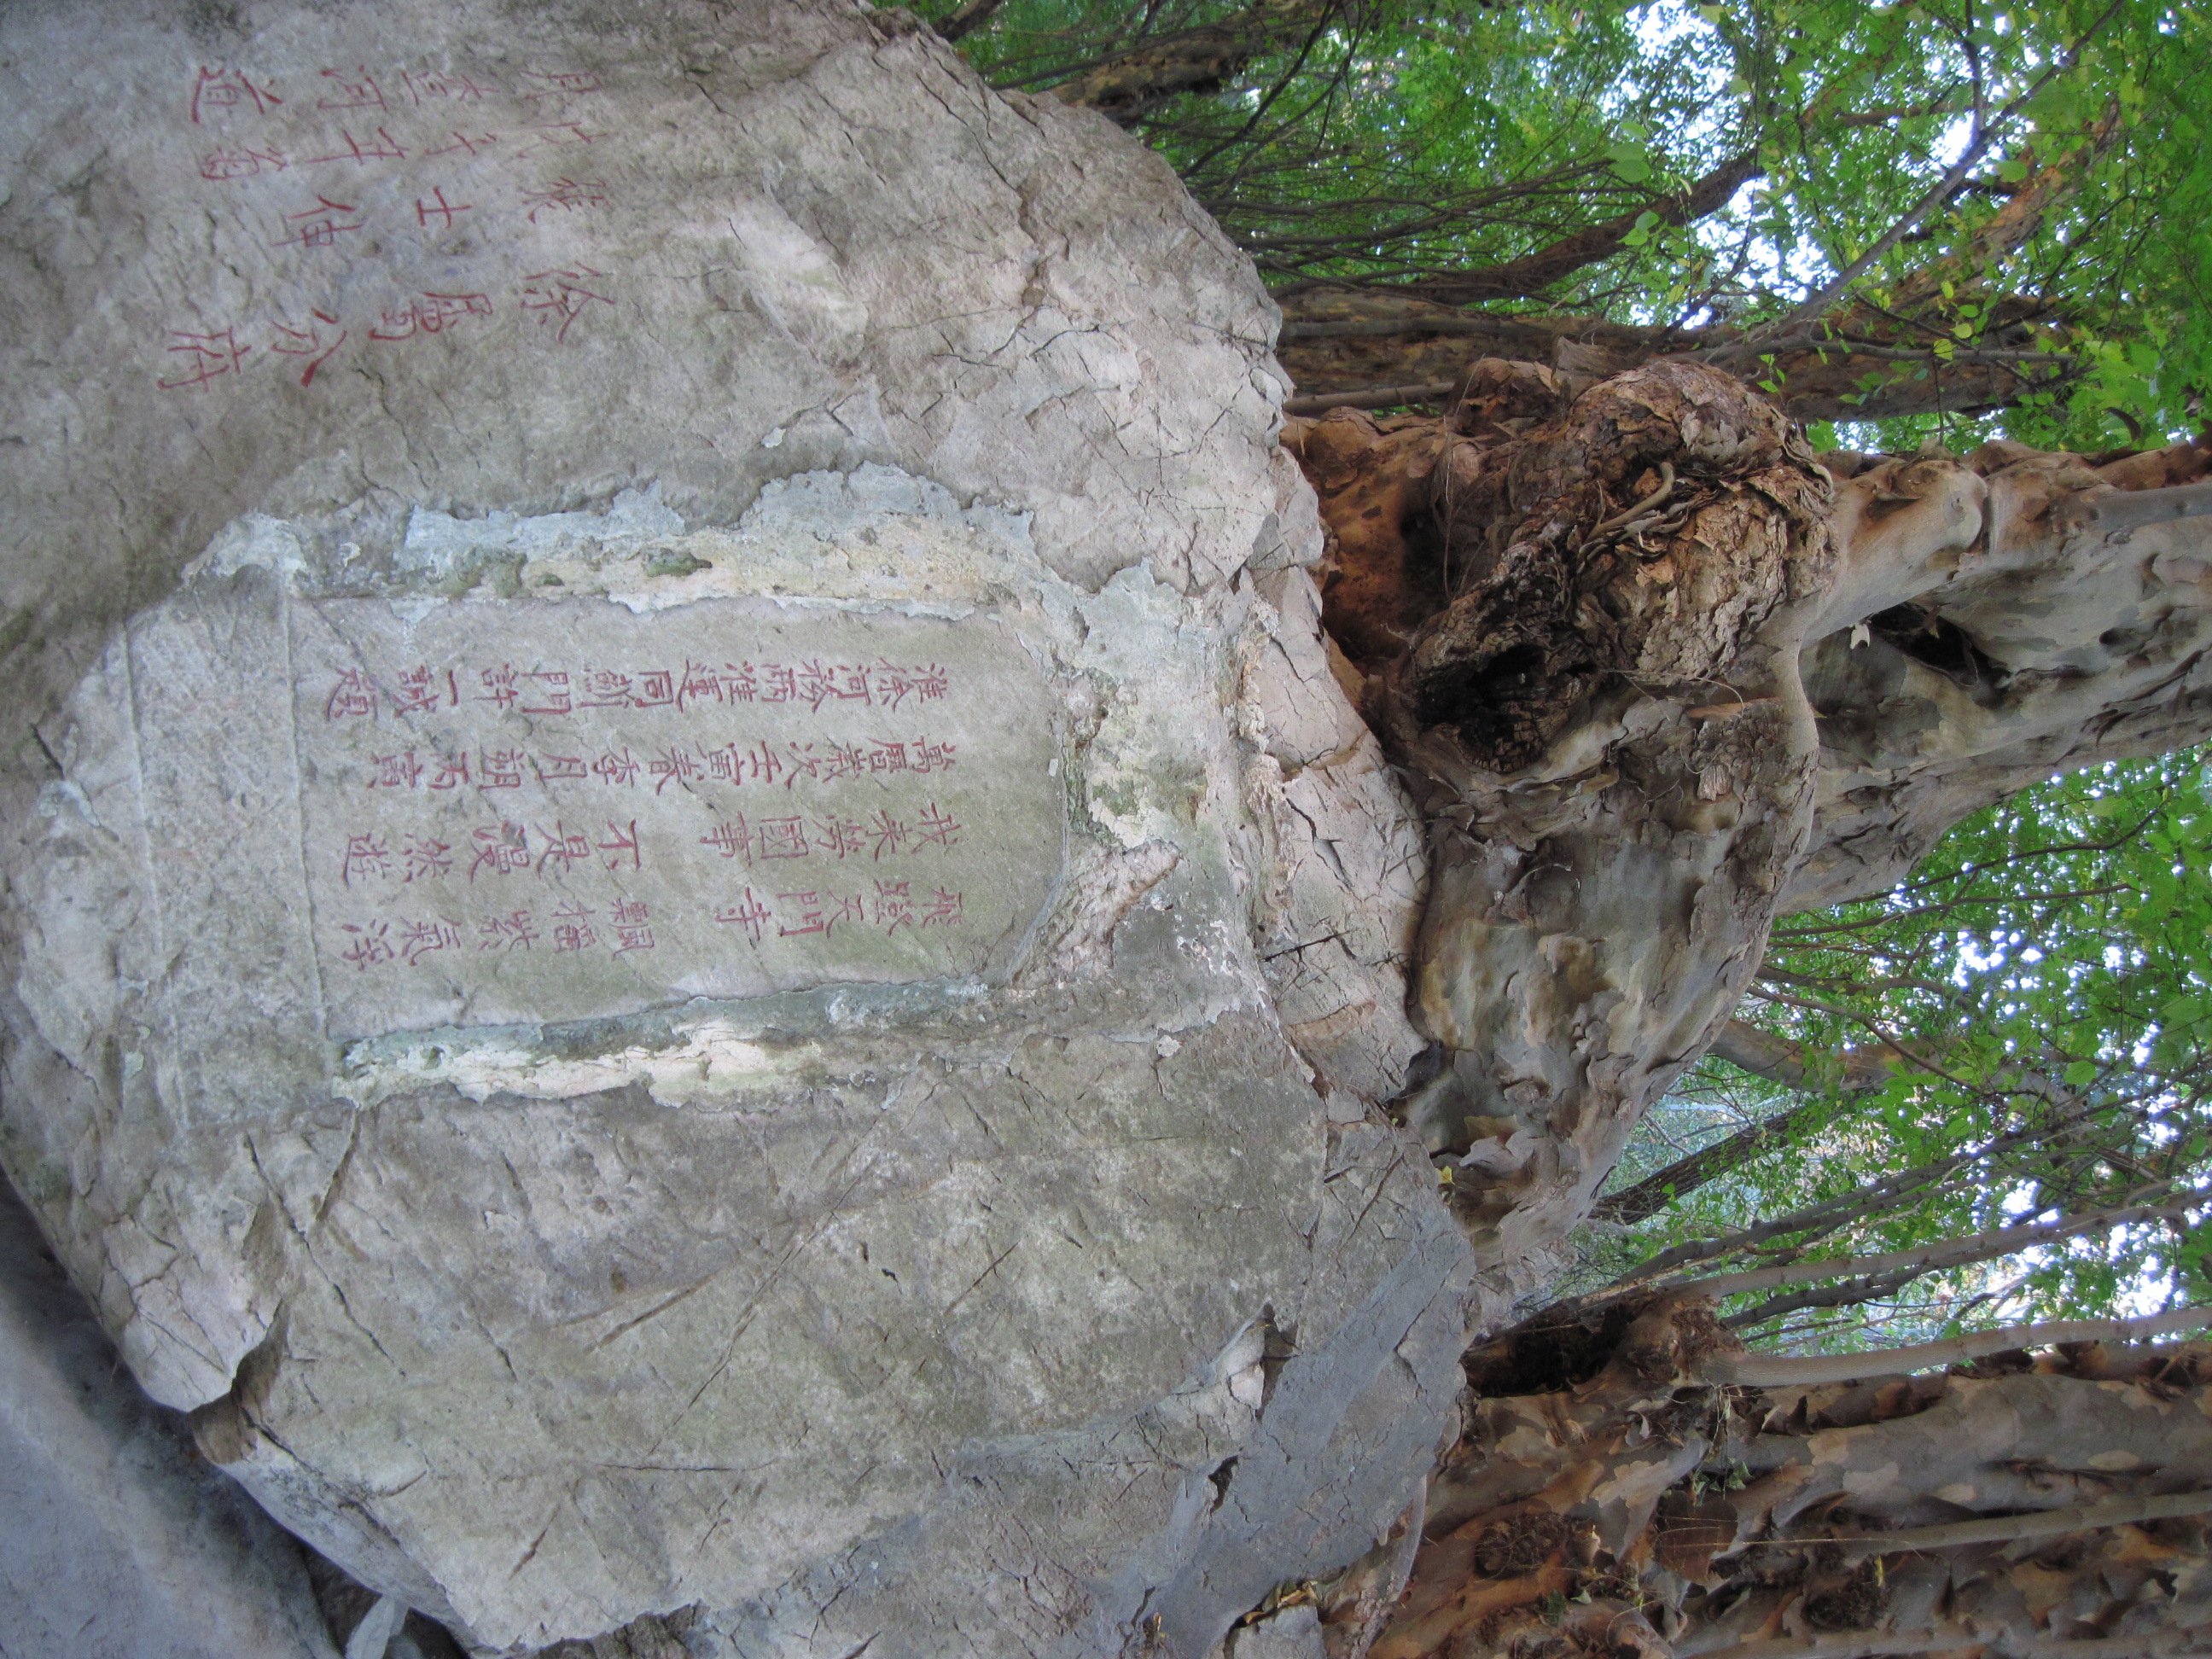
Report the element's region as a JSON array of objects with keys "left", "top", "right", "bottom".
[
  {"left": 121, "top": 591, "right": 1064, "bottom": 1041},
  {"left": 160, "top": 56, "right": 625, "bottom": 389}
]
